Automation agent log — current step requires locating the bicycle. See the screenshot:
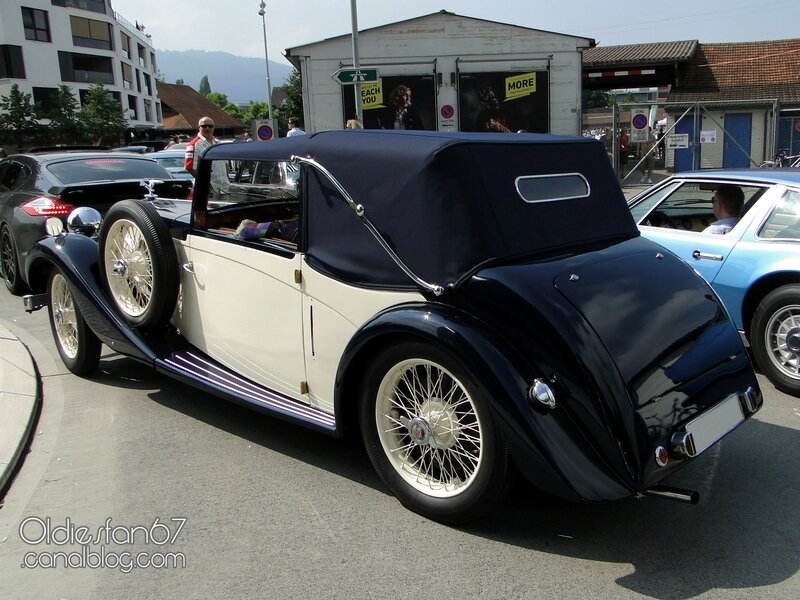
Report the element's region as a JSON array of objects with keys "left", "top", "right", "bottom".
[{"left": 760, "top": 149, "right": 800, "bottom": 168}]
